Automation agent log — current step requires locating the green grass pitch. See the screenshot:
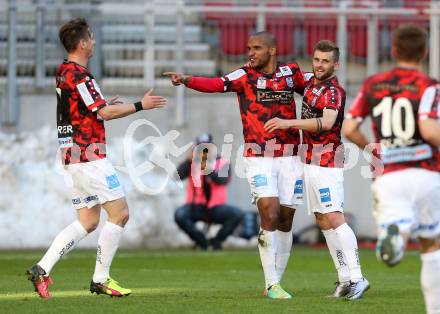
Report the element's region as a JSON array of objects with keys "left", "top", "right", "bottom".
[{"left": 0, "top": 247, "right": 424, "bottom": 313}]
